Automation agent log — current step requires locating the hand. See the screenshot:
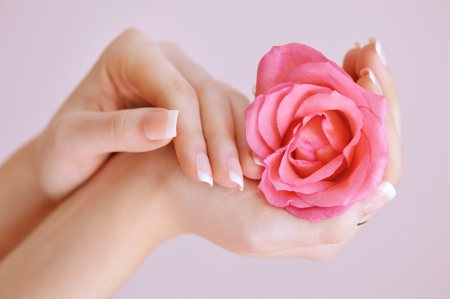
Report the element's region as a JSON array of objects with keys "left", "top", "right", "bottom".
[
  {"left": 36, "top": 28, "right": 262, "bottom": 200},
  {"left": 0, "top": 28, "right": 262, "bottom": 259}
]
